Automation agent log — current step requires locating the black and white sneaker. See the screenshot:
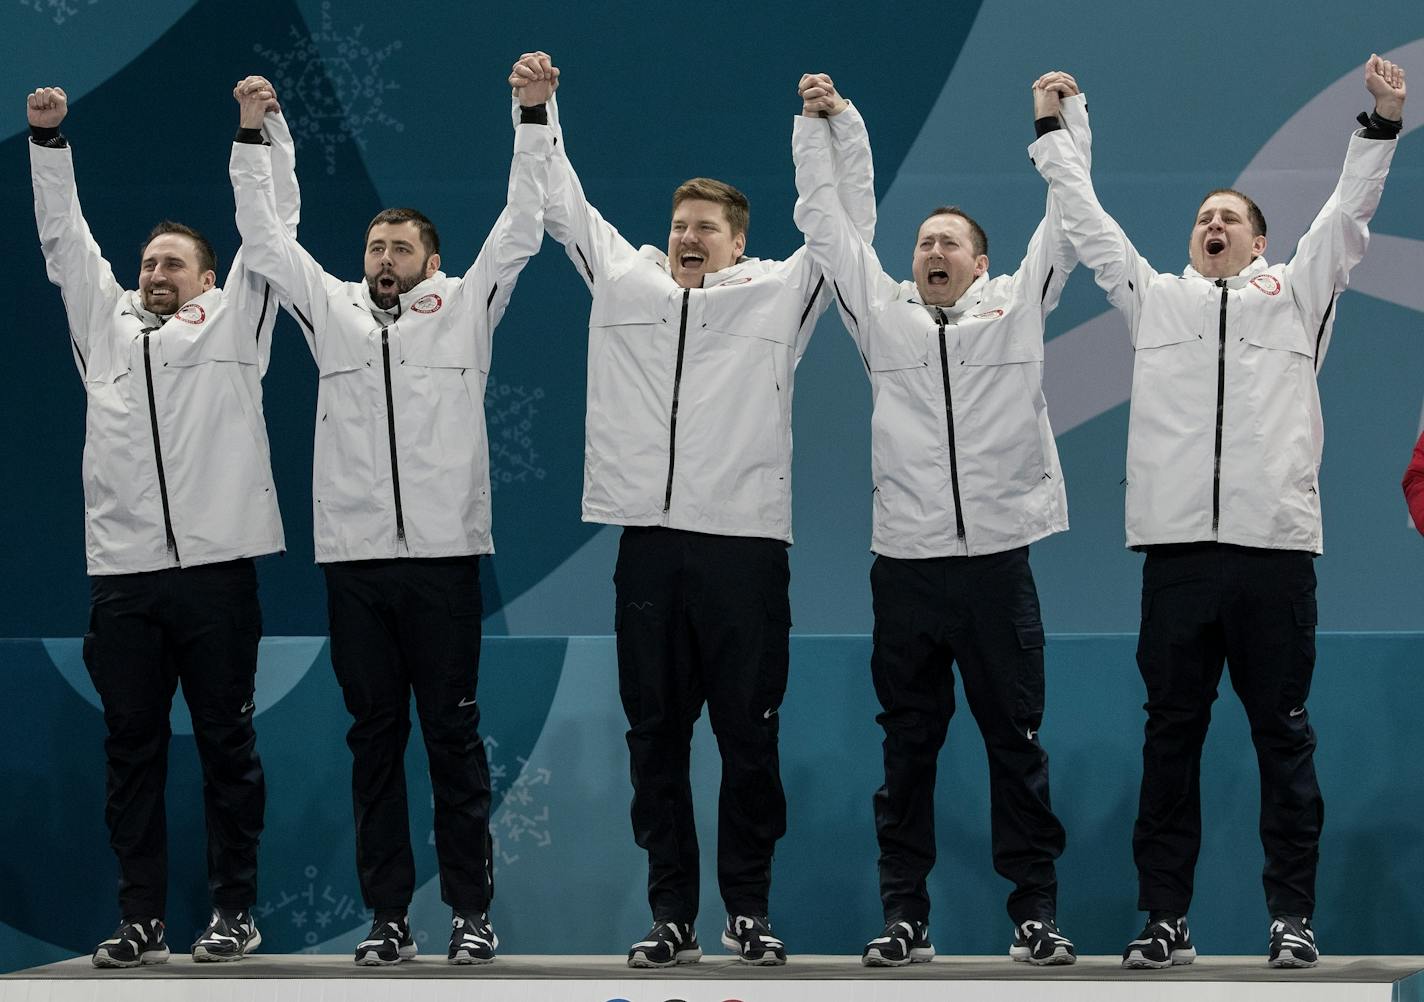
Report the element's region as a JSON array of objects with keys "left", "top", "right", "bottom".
[
  {"left": 448, "top": 911, "right": 497, "bottom": 965},
  {"left": 862, "top": 919, "right": 935, "bottom": 967},
  {"left": 627, "top": 920, "right": 702, "bottom": 968},
  {"left": 721, "top": 914, "right": 786, "bottom": 966},
  {"left": 1010, "top": 917, "right": 1076, "bottom": 965},
  {"left": 92, "top": 918, "right": 170, "bottom": 968},
  {"left": 1122, "top": 915, "right": 1197, "bottom": 969},
  {"left": 1268, "top": 915, "right": 1319, "bottom": 968},
  {"left": 192, "top": 908, "right": 261, "bottom": 961},
  {"left": 354, "top": 916, "right": 417, "bottom": 966}
]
